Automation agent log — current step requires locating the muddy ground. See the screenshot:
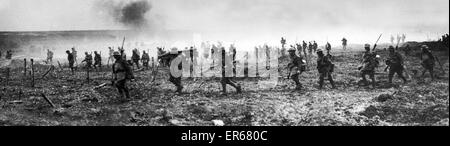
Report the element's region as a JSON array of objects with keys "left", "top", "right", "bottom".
[{"left": 0, "top": 42, "right": 448, "bottom": 126}]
